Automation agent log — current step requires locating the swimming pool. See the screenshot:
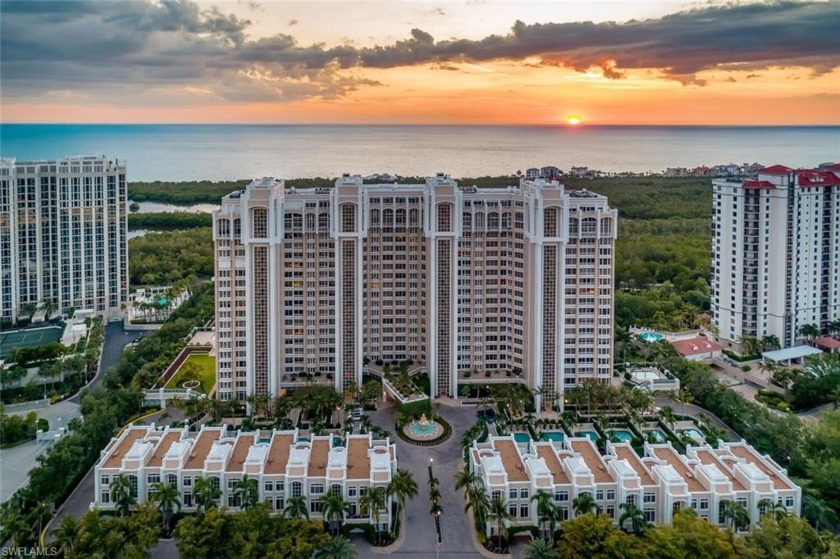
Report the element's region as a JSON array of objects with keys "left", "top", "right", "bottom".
[
  {"left": 513, "top": 432, "right": 531, "bottom": 443},
  {"left": 541, "top": 431, "right": 565, "bottom": 442},
  {"left": 644, "top": 430, "right": 667, "bottom": 443},
  {"left": 607, "top": 430, "right": 634, "bottom": 442},
  {"left": 639, "top": 331, "right": 664, "bottom": 342},
  {"left": 575, "top": 431, "right": 600, "bottom": 442},
  {"left": 680, "top": 429, "right": 704, "bottom": 441}
]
